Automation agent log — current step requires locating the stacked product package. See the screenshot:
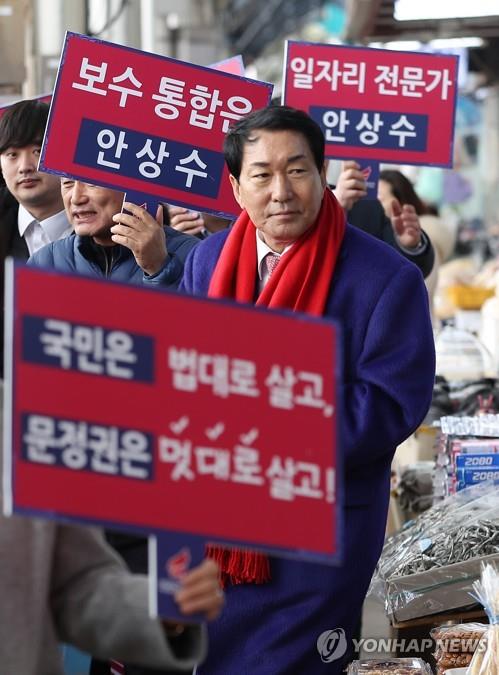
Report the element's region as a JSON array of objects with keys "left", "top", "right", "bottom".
[
  {"left": 434, "top": 415, "right": 499, "bottom": 500},
  {"left": 431, "top": 624, "right": 487, "bottom": 674},
  {"left": 466, "top": 564, "right": 499, "bottom": 675},
  {"left": 346, "top": 659, "right": 432, "bottom": 675}
]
